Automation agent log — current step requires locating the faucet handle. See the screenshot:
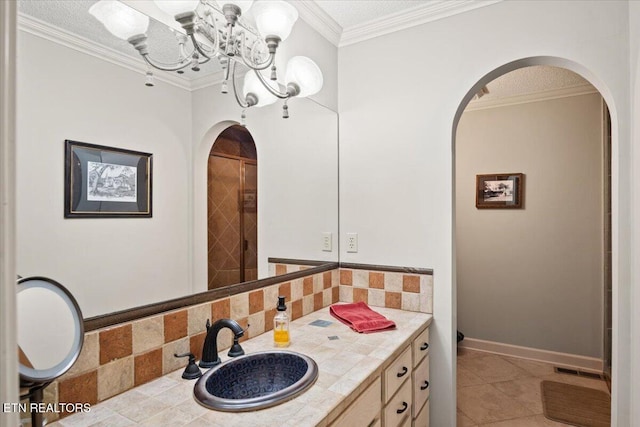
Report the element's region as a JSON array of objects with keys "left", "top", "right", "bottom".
[
  {"left": 173, "top": 352, "right": 202, "bottom": 380},
  {"left": 228, "top": 337, "right": 245, "bottom": 358},
  {"left": 174, "top": 352, "right": 193, "bottom": 358}
]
